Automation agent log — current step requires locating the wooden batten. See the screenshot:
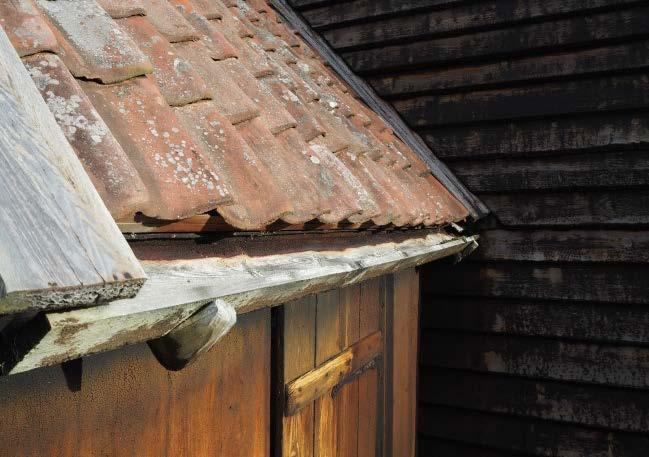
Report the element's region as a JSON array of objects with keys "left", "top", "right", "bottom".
[
  {"left": 6, "top": 233, "right": 475, "bottom": 376},
  {"left": 0, "top": 27, "right": 146, "bottom": 315},
  {"left": 285, "top": 330, "right": 382, "bottom": 416}
]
